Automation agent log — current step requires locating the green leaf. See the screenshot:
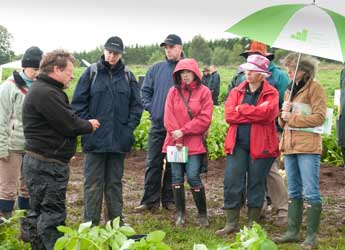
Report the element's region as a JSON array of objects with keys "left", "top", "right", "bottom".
[
  {"left": 260, "top": 239, "right": 277, "bottom": 250},
  {"left": 193, "top": 244, "right": 209, "bottom": 250},
  {"left": 78, "top": 221, "right": 92, "bottom": 233},
  {"left": 54, "top": 236, "right": 68, "bottom": 250},
  {"left": 119, "top": 225, "right": 136, "bottom": 236},
  {"left": 112, "top": 217, "right": 121, "bottom": 229},
  {"left": 146, "top": 230, "right": 166, "bottom": 243},
  {"left": 57, "top": 226, "right": 76, "bottom": 235}
]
